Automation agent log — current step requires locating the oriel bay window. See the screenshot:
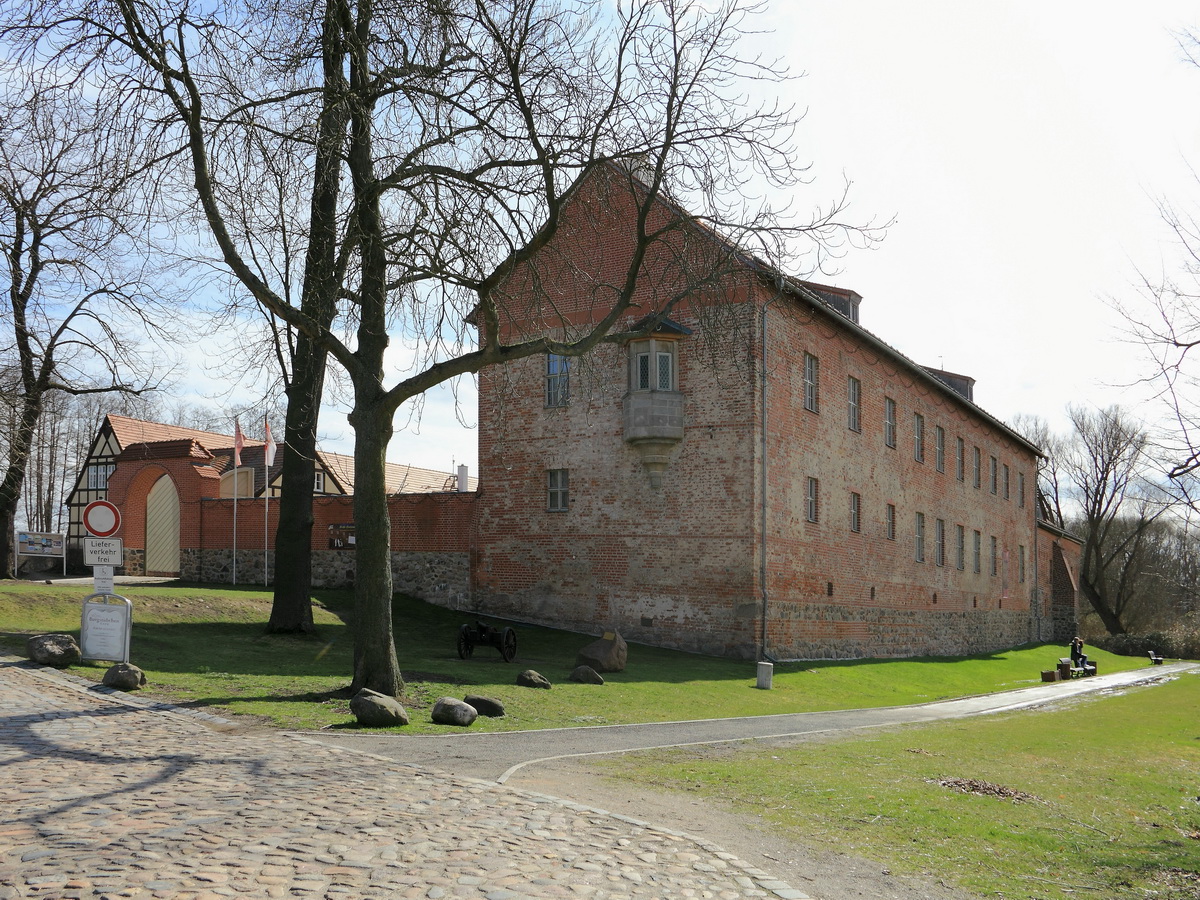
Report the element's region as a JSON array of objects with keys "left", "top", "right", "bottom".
[{"left": 630, "top": 338, "right": 676, "bottom": 392}]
